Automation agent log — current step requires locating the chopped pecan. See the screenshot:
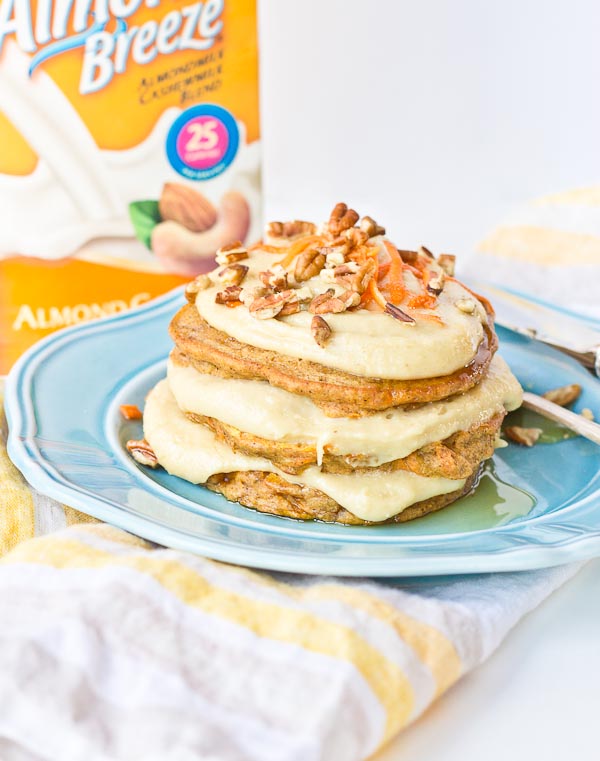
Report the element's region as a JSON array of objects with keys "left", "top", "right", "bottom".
[
  {"left": 265, "top": 221, "right": 284, "bottom": 238},
  {"left": 437, "top": 254, "right": 456, "bottom": 276},
  {"left": 344, "top": 227, "right": 369, "bottom": 248},
  {"left": 279, "top": 298, "right": 300, "bottom": 316},
  {"left": 311, "top": 315, "right": 332, "bottom": 347},
  {"left": 360, "top": 215, "right": 386, "bottom": 238},
  {"left": 320, "top": 268, "right": 338, "bottom": 284},
  {"left": 455, "top": 298, "right": 476, "bottom": 314},
  {"left": 217, "top": 264, "right": 248, "bottom": 287},
  {"left": 266, "top": 220, "right": 316, "bottom": 241},
  {"left": 333, "top": 262, "right": 360, "bottom": 276},
  {"left": 397, "top": 249, "right": 418, "bottom": 264},
  {"left": 335, "top": 258, "right": 377, "bottom": 293},
  {"left": 324, "top": 249, "right": 347, "bottom": 268},
  {"left": 385, "top": 302, "right": 416, "bottom": 324},
  {"left": 309, "top": 289, "right": 342, "bottom": 314},
  {"left": 328, "top": 203, "right": 360, "bottom": 236},
  {"left": 239, "top": 285, "right": 266, "bottom": 306},
  {"left": 215, "top": 241, "right": 248, "bottom": 265},
  {"left": 295, "top": 248, "right": 326, "bottom": 281},
  {"left": 215, "top": 285, "right": 243, "bottom": 304},
  {"left": 120, "top": 404, "right": 142, "bottom": 421},
  {"left": 418, "top": 245, "right": 435, "bottom": 259},
  {"left": 339, "top": 290, "right": 361, "bottom": 308},
  {"left": 504, "top": 426, "right": 542, "bottom": 447},
  {"left": 294, "top": 286, "right": 314, "bottom": 303},
  {"left": 426, "top": 270, "right": 445, "bottom": 296},
  {"left": 249, "top": 289, "right": 295, "bottom": 319},
  {"left": 185, "top": 274, "right": 212, "bottom": 303},
  {"left": 542, "top": 384, "right": 582, "bottom": 407},
  {"left": 309, "top": 289, "right": 358, "bottom": 314},
  {"left": 259, "top": 265, "right": 288, "bottom": 290},
  {"left": 126, "top": 439, "right": 158, "bottom": 468}
]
